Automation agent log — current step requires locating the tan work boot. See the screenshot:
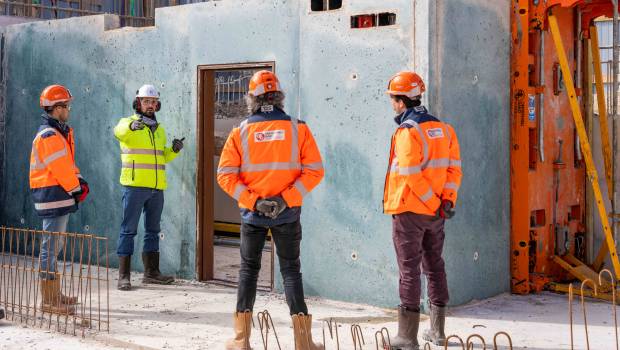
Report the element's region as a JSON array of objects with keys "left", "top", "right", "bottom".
[
  {"left": 226, "top": 311, "right": 253, "bottom": 350},
  {"left": 391, "top": 306, "right": 420, "bottom": 350},
  {"left": 40, "top": 279, "right": 75, "bottom": 315},
  {"left": 292, "top": 313, "right": 323, "bottom": 350},
  {"left": 421, "top": 303, "right": 446, "bottom": 346},
  {"left": 142, "top": 252, "right": 174, "bottom": 284}
]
